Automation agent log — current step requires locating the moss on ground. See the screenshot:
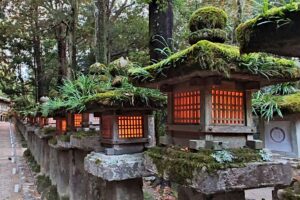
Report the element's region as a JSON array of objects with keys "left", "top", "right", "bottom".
[
  {"left": 146, "top": 147, "right": 264, "bottom": 185},
  {"left": 236, "top": 3, "right": 300, "bottom": 48},
  {"left": 43, "top": 185, "right": 60, "bottom": 200},
  {"left": 189, "top": 6, "right": 228, "bottom": 31}
]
